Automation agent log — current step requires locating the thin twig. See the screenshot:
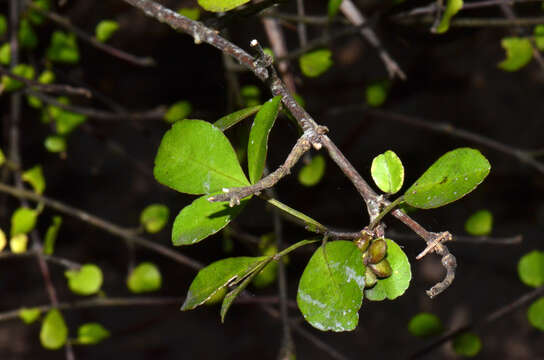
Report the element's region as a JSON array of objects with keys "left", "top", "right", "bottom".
[
  {"left": 388, "top": 231, "right": 523, "bottom": 245},
  {"left": 262, "top": 16, "right": 297, "bottom": 93},
  {"left": 0, "top": 250, "right": 82, "bottom": 269},
  {"left": 296, "top": 0, "right": 307, "bottom": 47},
  {"left": 397, "top": 15, "right": 544, "bottom": 27}
]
